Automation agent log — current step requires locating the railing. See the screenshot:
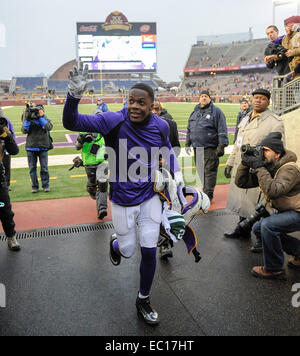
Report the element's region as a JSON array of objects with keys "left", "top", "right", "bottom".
[{"left": 272, "top": 71, "right": 300, "bottom": 115}]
